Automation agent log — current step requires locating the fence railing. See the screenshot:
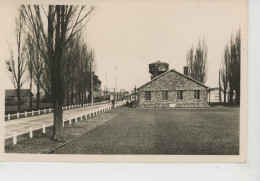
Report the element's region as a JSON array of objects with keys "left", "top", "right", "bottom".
[
  {"left": 5, "top": 101, "right": 109, "bottom": 121},
  {"left": 6, "top": 105, "right": 113, "bottom": 145}
]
